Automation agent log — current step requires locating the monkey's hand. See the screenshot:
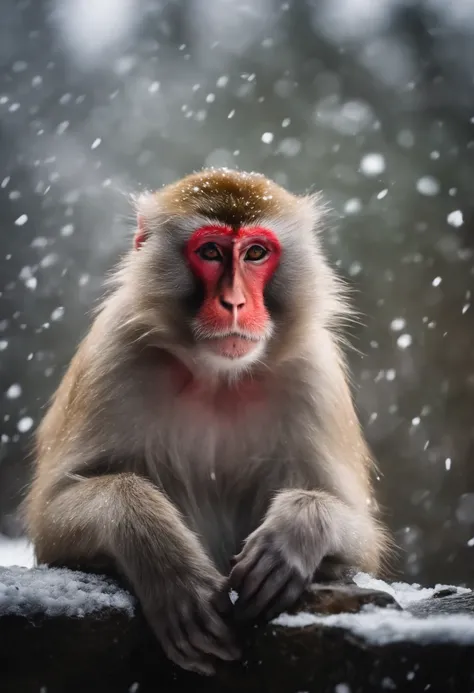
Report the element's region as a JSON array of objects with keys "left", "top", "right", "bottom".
[
  {"left": 228, "top": 489, "right": 361, "bottom": 622},
  {"left": 140, "top": 555, "right": 240, "bottom": 676}
]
